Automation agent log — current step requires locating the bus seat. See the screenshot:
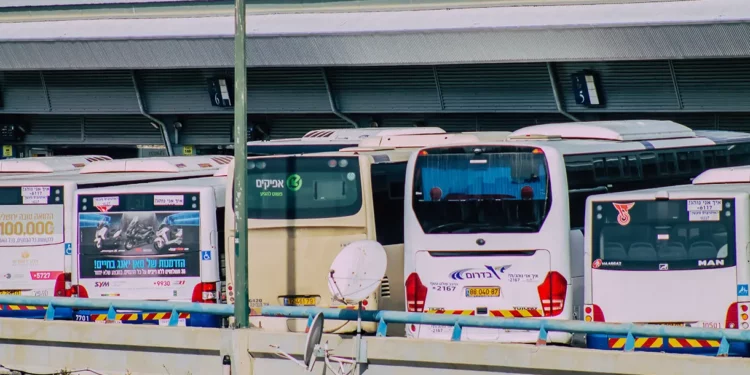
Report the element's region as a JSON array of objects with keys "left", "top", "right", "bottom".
[
  {"left": 603, "top": 243, "right": 628, "bottom": 260},
  {"left": 628, "top": 243, "right": 658, "bottom": 261},
  {"left": 658, "top": 242, "right": 687, "bottom": 260},
  {"left": 688, "top": 241, "right": 718, "bottom": 259}
]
